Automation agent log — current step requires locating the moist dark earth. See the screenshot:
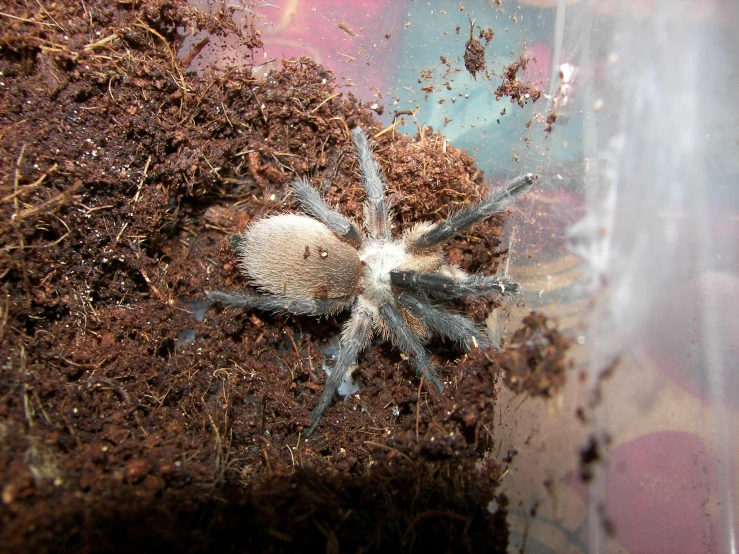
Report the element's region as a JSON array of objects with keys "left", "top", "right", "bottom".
[{"left": 0, "top": 2, "right": 569, "bottom": 553}]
